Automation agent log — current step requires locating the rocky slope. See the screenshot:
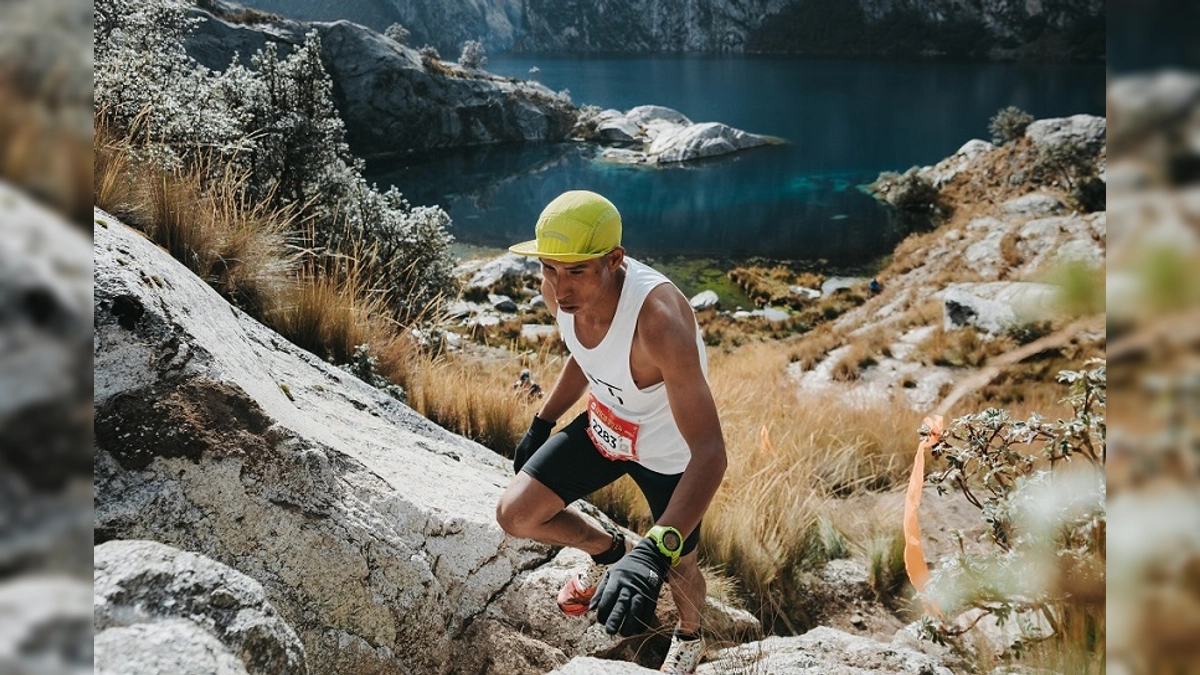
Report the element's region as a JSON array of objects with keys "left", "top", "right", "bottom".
[
  {"left": 792, "top": 114, "right": 1106, "bottom": 411},
  {"left": 232, "top": 0, "right": 1104, "bottom": 62},
  {"left": 90, "top": 186, "right": 978, "bottom": 672}
]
